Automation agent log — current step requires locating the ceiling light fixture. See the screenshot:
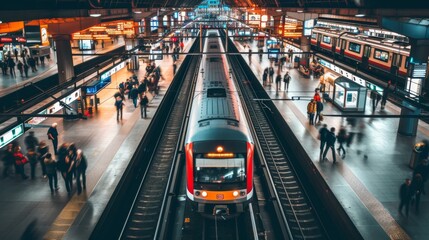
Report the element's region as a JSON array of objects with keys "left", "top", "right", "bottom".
[
  {"left": 297, "top": 10, "right": 304, "bottom": 13},
  {"left": 133, "top": 10, "right": 142, "bottom": 14},
  {"left": 276, "top": 9, "right": 282, "bottom": 12},
  {"left": 89, "top": 13, "right": 101, "bottom": 17},
  {"left": 355, "top": 13, "right": 365, "bottom": 17}
]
